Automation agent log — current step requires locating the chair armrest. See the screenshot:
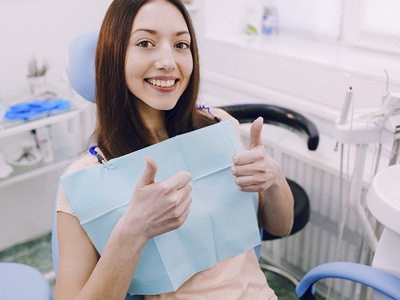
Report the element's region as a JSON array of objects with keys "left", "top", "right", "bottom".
[
  {"left": 296, "top": 262, "right": 400, "bottom": 300},
  {"left": 218, "top": 104, "right": 319, "bottom": 151}
]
